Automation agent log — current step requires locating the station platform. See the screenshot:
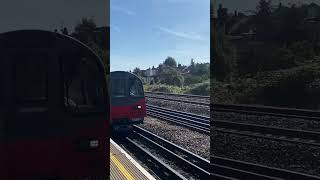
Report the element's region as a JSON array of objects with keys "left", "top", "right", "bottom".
[{"left": 110, "top": 139, "right": 156, "bottom": 180}]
